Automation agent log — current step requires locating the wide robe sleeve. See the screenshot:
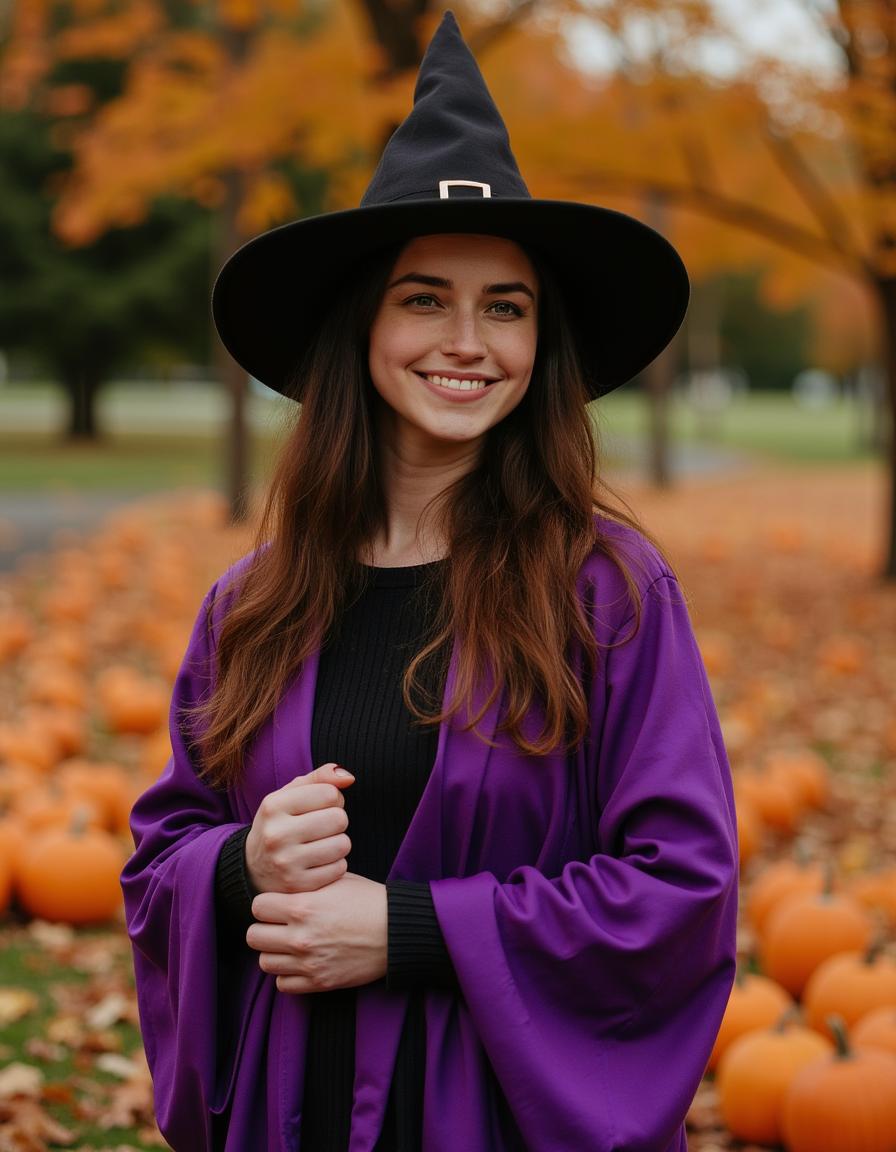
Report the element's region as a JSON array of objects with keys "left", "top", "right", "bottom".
[
  {"left": 120, "top": 562, "right": 272, "bottom": 1151},
  {"left": 429, "top": 567, "right": 738, "bottom": 1152}
]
